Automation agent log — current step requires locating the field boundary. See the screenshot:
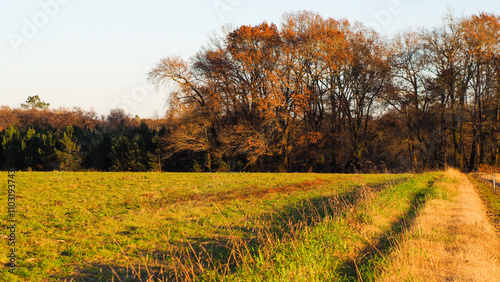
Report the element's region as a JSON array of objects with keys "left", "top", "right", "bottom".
[
  {"left": 472, "top": 172, "right": 500, "bottom": 195},
  {"left": 469, "top": 174, "right": 500, "bottom": 233}
]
